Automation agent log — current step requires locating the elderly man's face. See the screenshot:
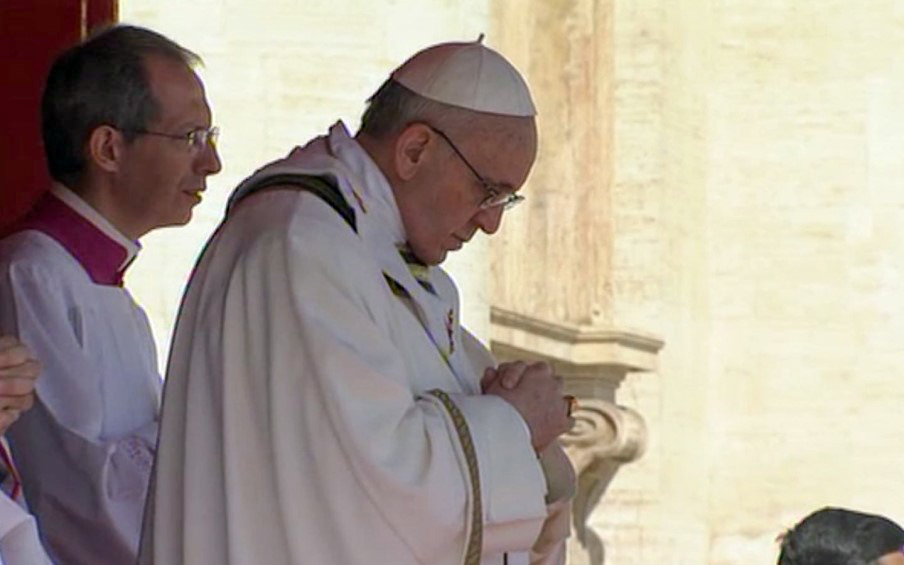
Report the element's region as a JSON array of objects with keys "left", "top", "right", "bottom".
[
  {"left": 114, "top": 55, "right": 222, "bottom": 238},
  {"left": 398, "top": 119, "right": 537, "bottom": 265}
]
